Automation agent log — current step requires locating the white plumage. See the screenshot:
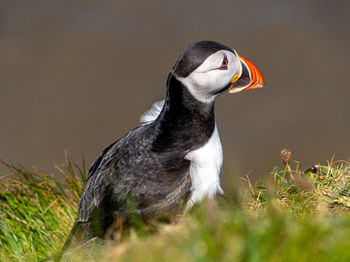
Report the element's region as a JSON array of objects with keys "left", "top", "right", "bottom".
[
  {"left": 140, "top": 100, "right": 165, "bottom": 124},
  {"left": 185, "top": 124, "right": 223, "bottom": 203}
]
